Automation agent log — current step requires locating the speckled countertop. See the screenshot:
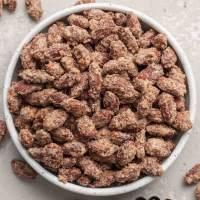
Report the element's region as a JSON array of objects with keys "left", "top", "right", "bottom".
[{"left": 0, "top": 0, "right": 199, "bottom": 199}]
